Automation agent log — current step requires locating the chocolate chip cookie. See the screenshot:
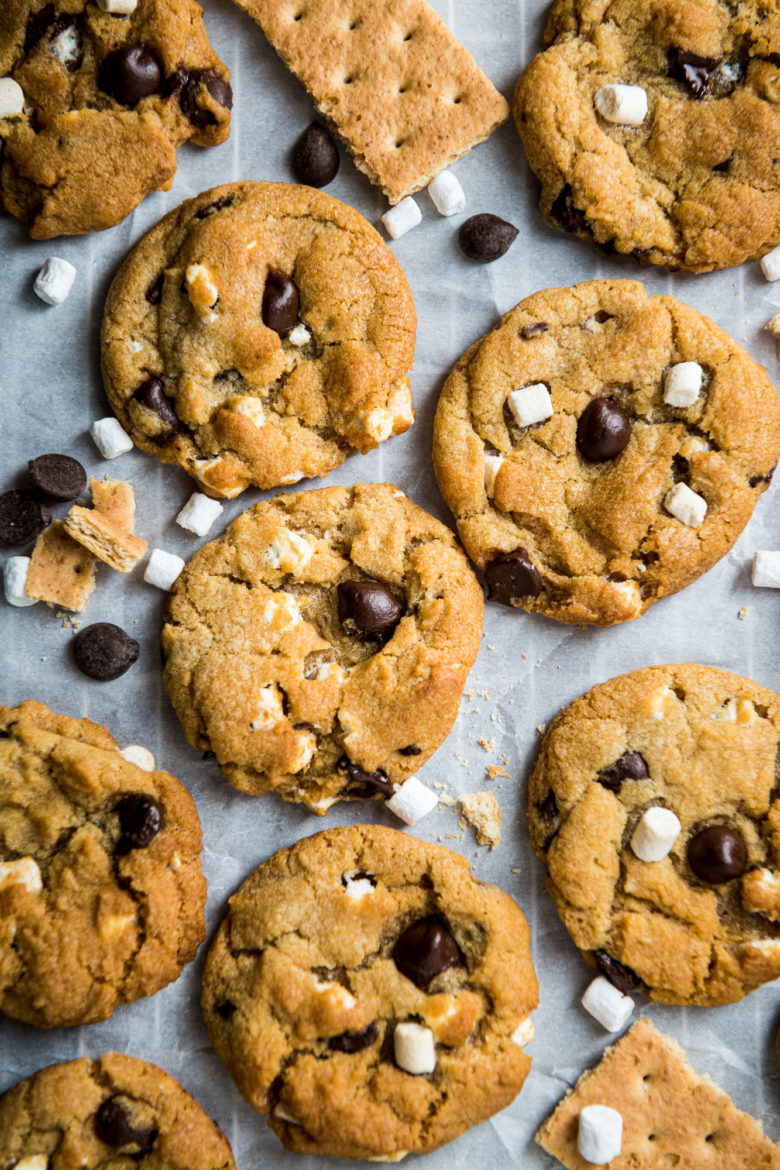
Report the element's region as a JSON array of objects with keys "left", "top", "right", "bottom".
[
  {"left": 202, "top": 823, "right": 538, "bottom": 1161},
  {"left": 0, "top": 1052, "right": 236, "bottom": 1169},
  {"left": 161, "top": 482, "right": 483, "bottom": 812},
  {"left": 528, "top": 664, "right": 780, "bottom": 1006},
  {"left": 0, "top": 700, "right": 206, "bottom": 1027},
  {"left": 514, "top": 0, "right": 780, "bottom": 272},
  {"left": 432, "top": 279, "right": 780, "bottom": 627},
  {"left": 0, "top": 0, "right": 231, "bottom": 239},
  {"left": 101, "top": 181, "right": 416, "bottom": 499}
]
